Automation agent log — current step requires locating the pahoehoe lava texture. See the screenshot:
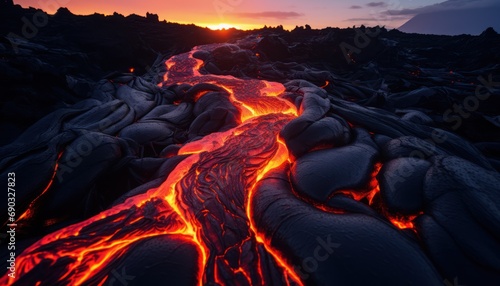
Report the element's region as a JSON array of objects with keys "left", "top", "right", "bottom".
[
  {"left": 252, "top": 165, "right": 443, "bottom": 285},
  {"left": 1, "top": 7, "right": 500, "bottom": 285}
]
